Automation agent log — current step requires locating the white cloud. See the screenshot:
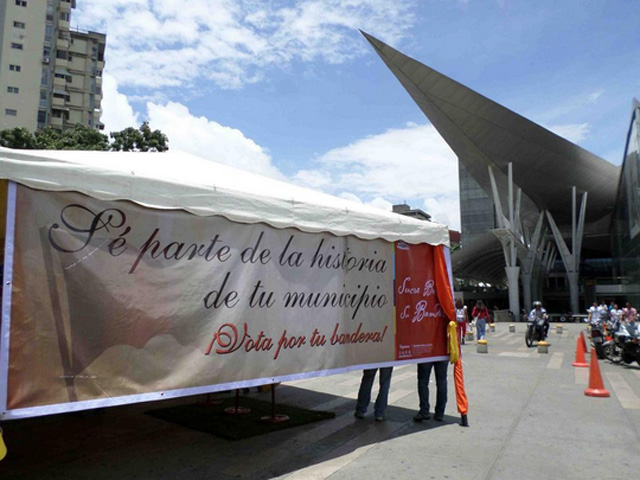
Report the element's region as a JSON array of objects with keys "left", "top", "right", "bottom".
[
  {"left": 75, "top": 0, "right": 415, "bottom": 90},
  {"left": 338, "top": 193, "right": 394, "bottom": 215},
  {"left": 366, "top": 196, "right": 393, "bottom": 211},
  {"left": 146, "top": 101, "right": 284, "bottom": 179},
  {"left": 547, "top": 123, "right": 591, "bottom": 143},
  {"left": 100, "top": 73, "right": 139, "bottom": 132},
  {"left": 295, "top": 123, "right": 461, "bottom": 229},
  {"left": 587, "top": 89, "right": 604, "bottom": 103},
  {"left": 295, "top": 169, "right": 333, "bottom": 189}
]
